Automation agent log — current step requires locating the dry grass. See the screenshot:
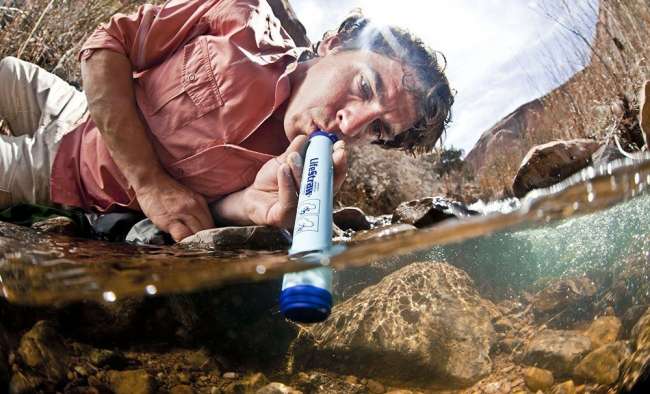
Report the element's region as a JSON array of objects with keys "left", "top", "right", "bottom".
[
  {"left": 466, "top": 0, "right": 650, "bottom": 199},
  {"left": 0, "top": 0, "right": 162, "bottom": 84}
]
